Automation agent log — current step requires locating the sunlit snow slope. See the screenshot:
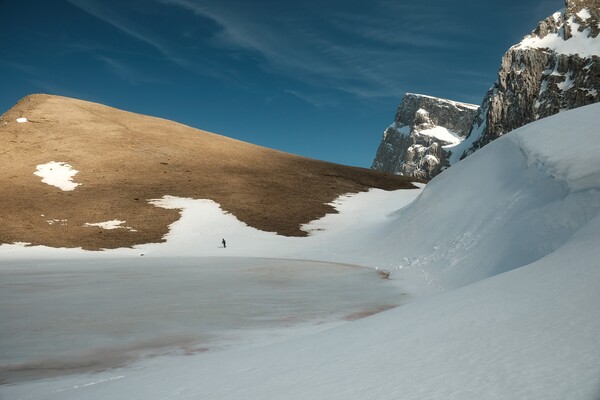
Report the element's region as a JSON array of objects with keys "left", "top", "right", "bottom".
[{"left": 369, "top": 102, "right": 600, "bottom": 289}]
